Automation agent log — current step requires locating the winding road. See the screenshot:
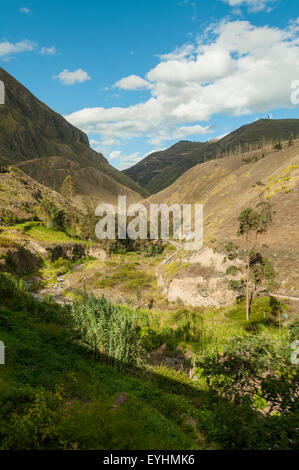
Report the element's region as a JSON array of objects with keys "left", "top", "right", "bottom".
[{"left": 163, "top": 240, "right": 183, "bottom": 265}]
